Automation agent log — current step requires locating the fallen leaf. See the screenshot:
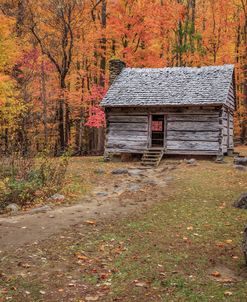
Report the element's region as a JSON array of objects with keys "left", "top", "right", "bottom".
[
  {"left": 85, "top": 220, "right": 96, "bottom": 225},
  {"left": 187, "top": 226, "right": 193, "bottom": 230},
  {"left": 216, "top": 242, "right": 225, "bottom": 248},
  {"left": 100, "top": 273, "right": 109, "bottom": 280},
  {"left": 100, "top": 284, "right": 111, "bottom": 290},
  {"left": 211, "top": 271, "right": 221, "bottom": 277},
  {"left": 135, "top": 282, "right": 147, "bottom": 287},
  {"left": 99, "top": 244, "right": 105, "bottom": 252},
  {"left": 134, "top": 280, "right": 148, "bottom": 287},
  {"left": 225, "top": 239, "right": 233, "bottom": 244},
  {"left": 76, "top": 255, "right": 88, "bottom": 261},
  {"left": 85, "top": 296, "right": 99, "bottom": 301}
]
